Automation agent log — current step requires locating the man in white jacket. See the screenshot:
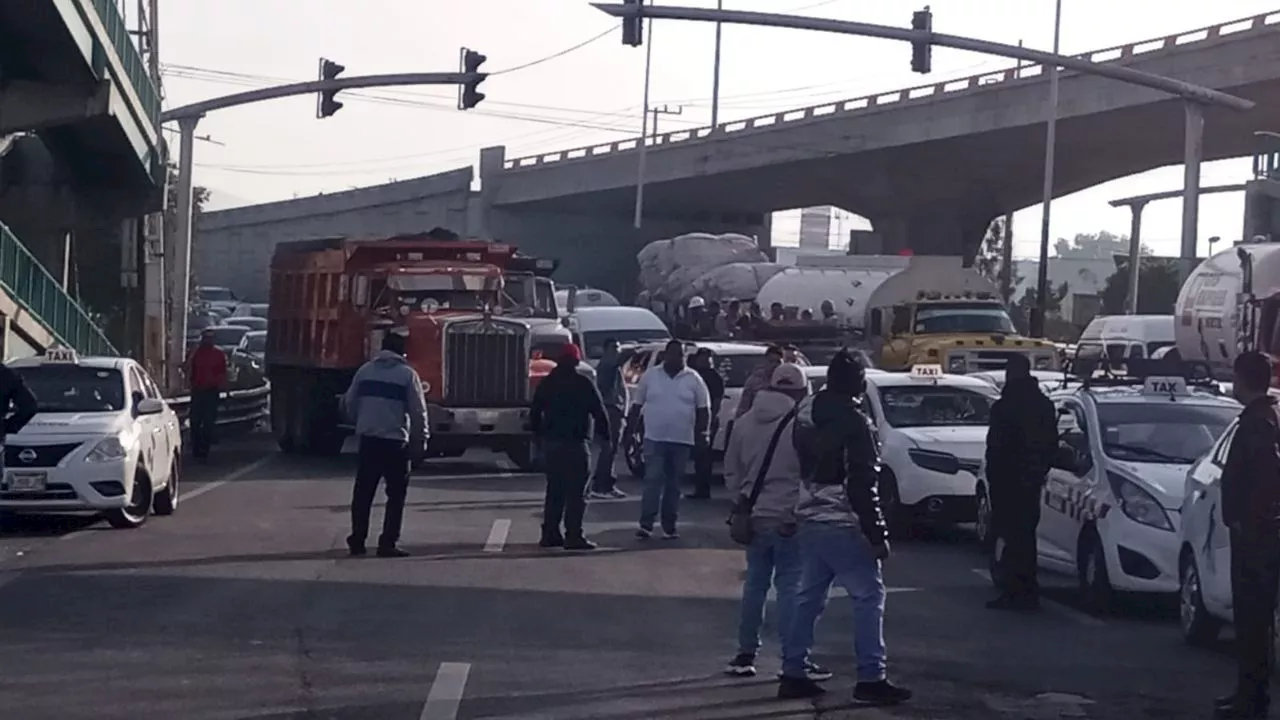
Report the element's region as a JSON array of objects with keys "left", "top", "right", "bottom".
[{"left": 722, "top": 363, "right": 831, "bottom": 683}]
